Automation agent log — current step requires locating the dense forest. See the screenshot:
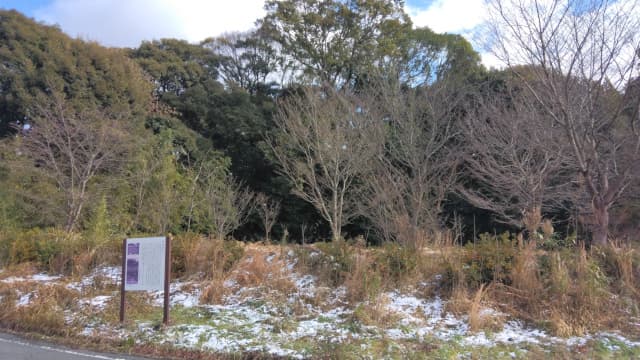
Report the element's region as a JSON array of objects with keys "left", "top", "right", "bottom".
[{"left": 1, "top": 0, "right": 639, "bottom": 247}]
